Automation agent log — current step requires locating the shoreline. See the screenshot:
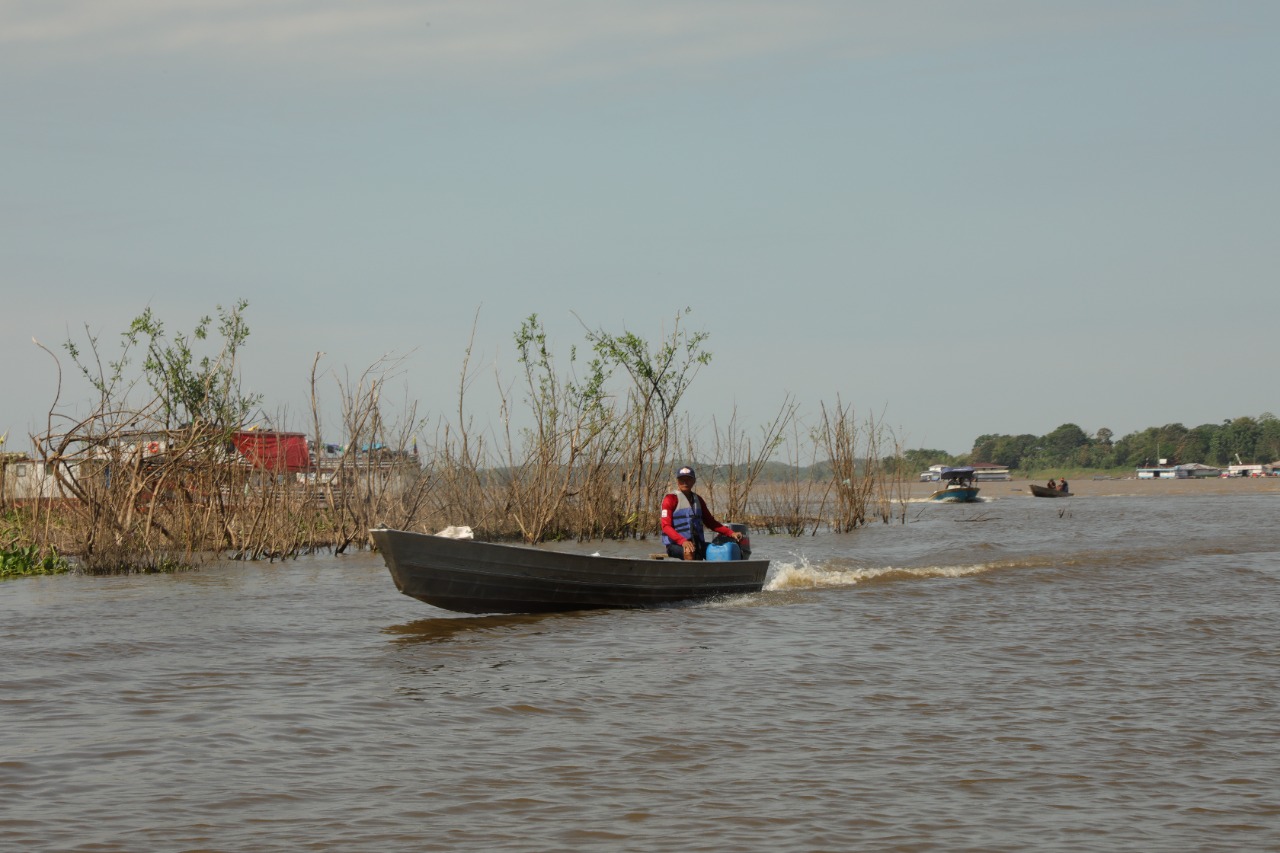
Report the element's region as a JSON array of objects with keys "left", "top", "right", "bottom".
[{"left": 912, "top": 476, "right": 1280, "bottom": 499}]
